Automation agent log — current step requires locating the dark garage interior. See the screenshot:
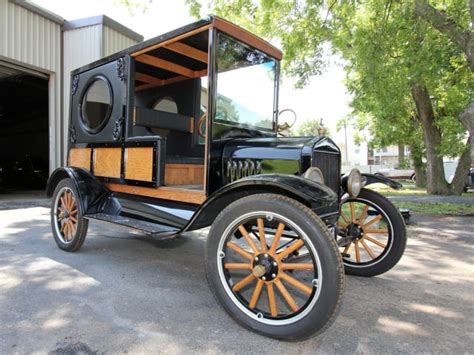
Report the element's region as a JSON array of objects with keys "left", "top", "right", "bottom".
[{"left": 0, "top": 65, "right": 49, "bottom": 193}]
